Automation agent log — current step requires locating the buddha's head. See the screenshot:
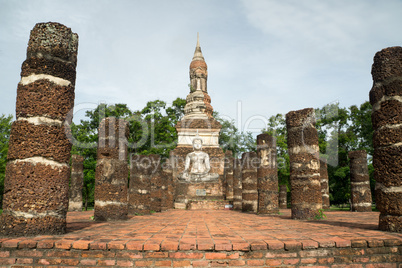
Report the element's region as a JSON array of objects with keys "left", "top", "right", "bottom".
[{"left": 192, "top": 136, "right": 203, "bottom": 151}]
